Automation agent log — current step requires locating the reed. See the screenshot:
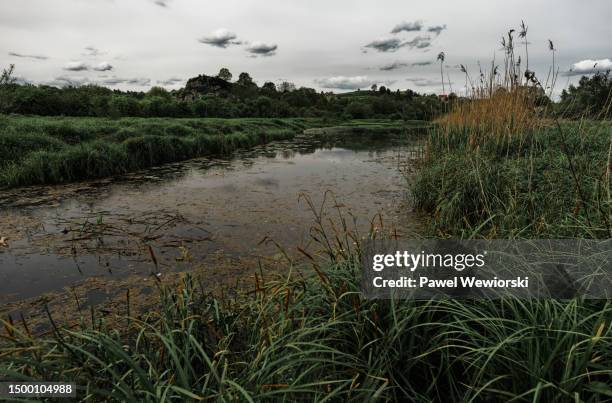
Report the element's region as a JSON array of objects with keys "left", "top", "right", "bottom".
[
  {"left": 0, "top": 207, "right": 610, "bottom": 401},
  {"left": 414, "top": 23, "right": 611, "bottom": 239},
  {"left": 0, "top": 117, "right": 335, "bottom": 187}
]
